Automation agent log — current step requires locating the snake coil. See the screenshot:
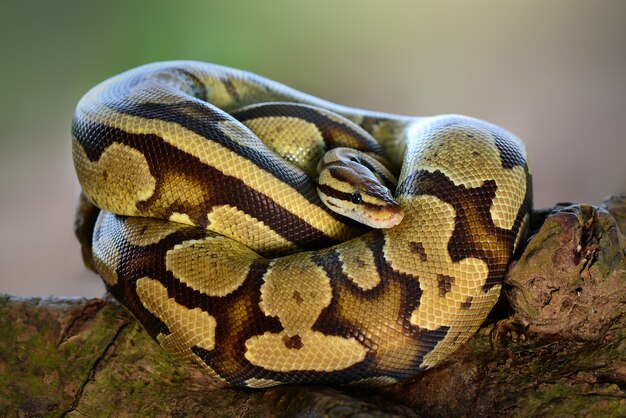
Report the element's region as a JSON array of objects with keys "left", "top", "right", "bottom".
[{"left": 72, "top": 61, "right": 532, "bottom": 387}]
